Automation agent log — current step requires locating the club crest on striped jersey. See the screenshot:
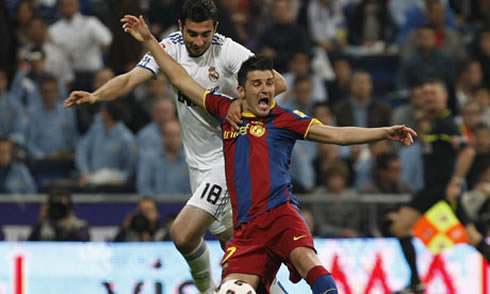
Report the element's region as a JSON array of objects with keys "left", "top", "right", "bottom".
[
  {"left": 250, "top": 124, "right": 265, "bottom": 137},
  {"left": 208, "top": 67, "right": 220, "bottom": 82}
]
